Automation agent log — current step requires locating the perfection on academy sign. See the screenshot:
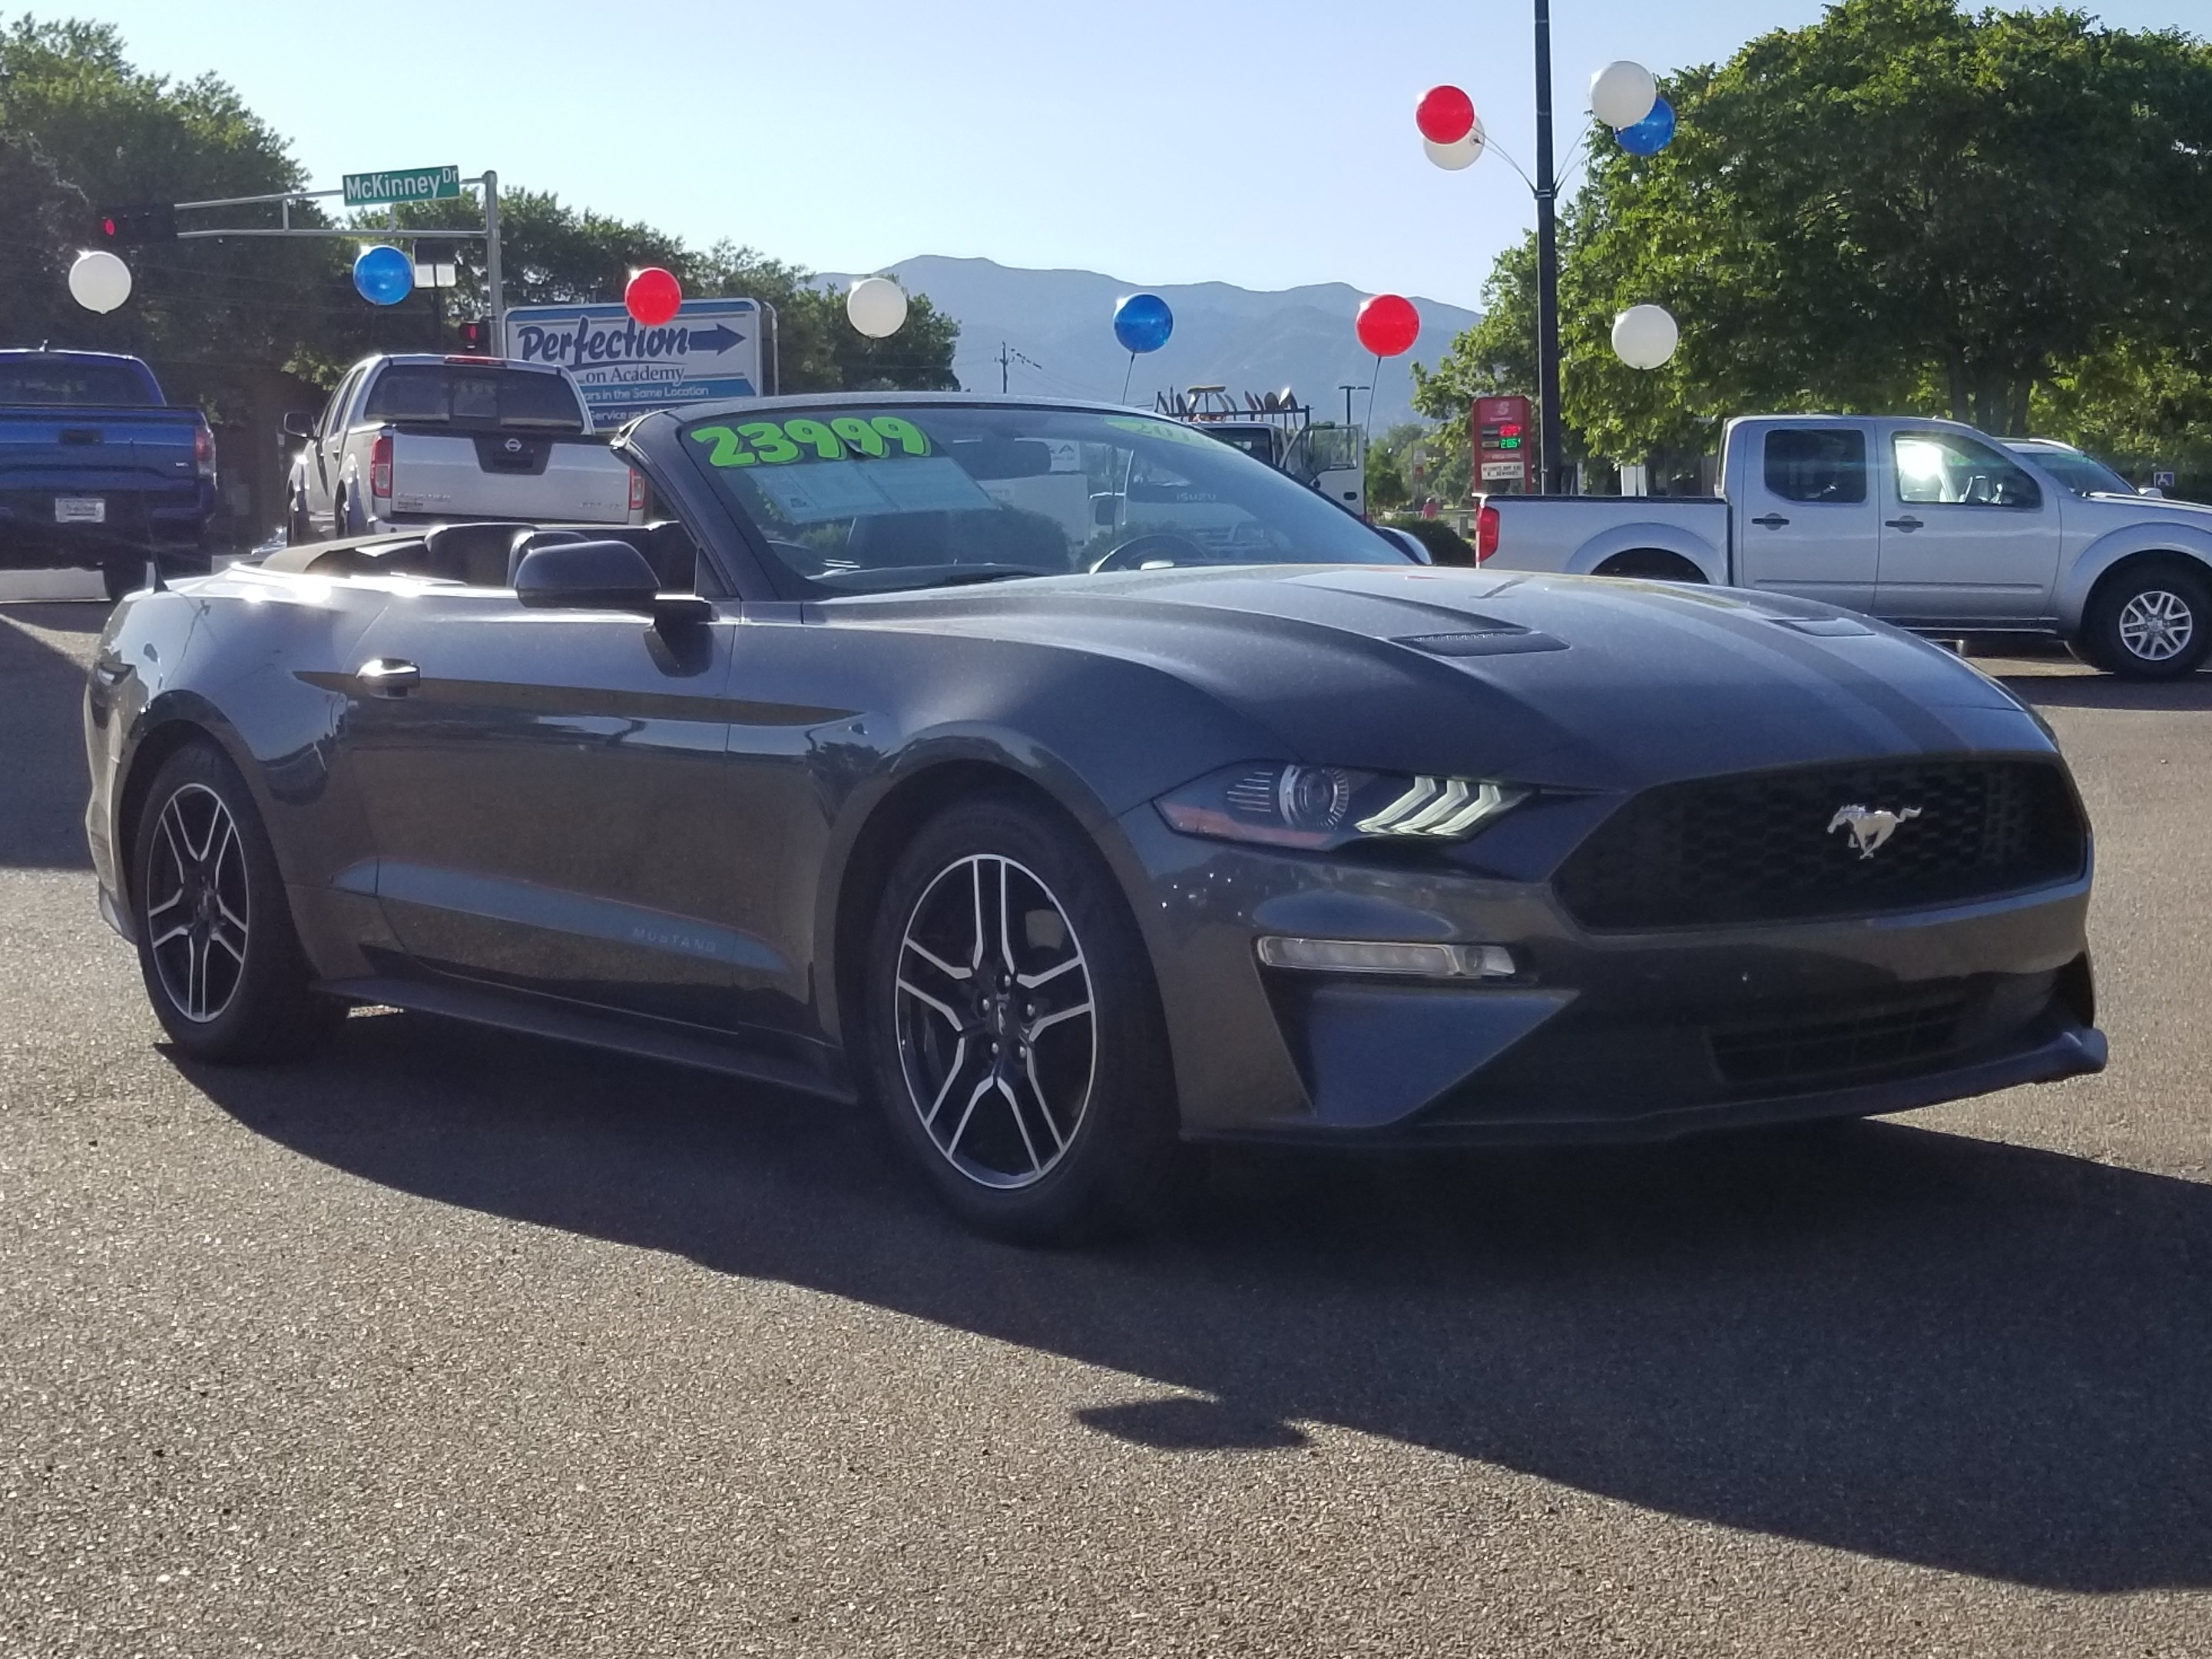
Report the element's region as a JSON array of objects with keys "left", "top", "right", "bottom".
[{"left": 503, "top": 298, "right": 769, "bottom": 426}]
